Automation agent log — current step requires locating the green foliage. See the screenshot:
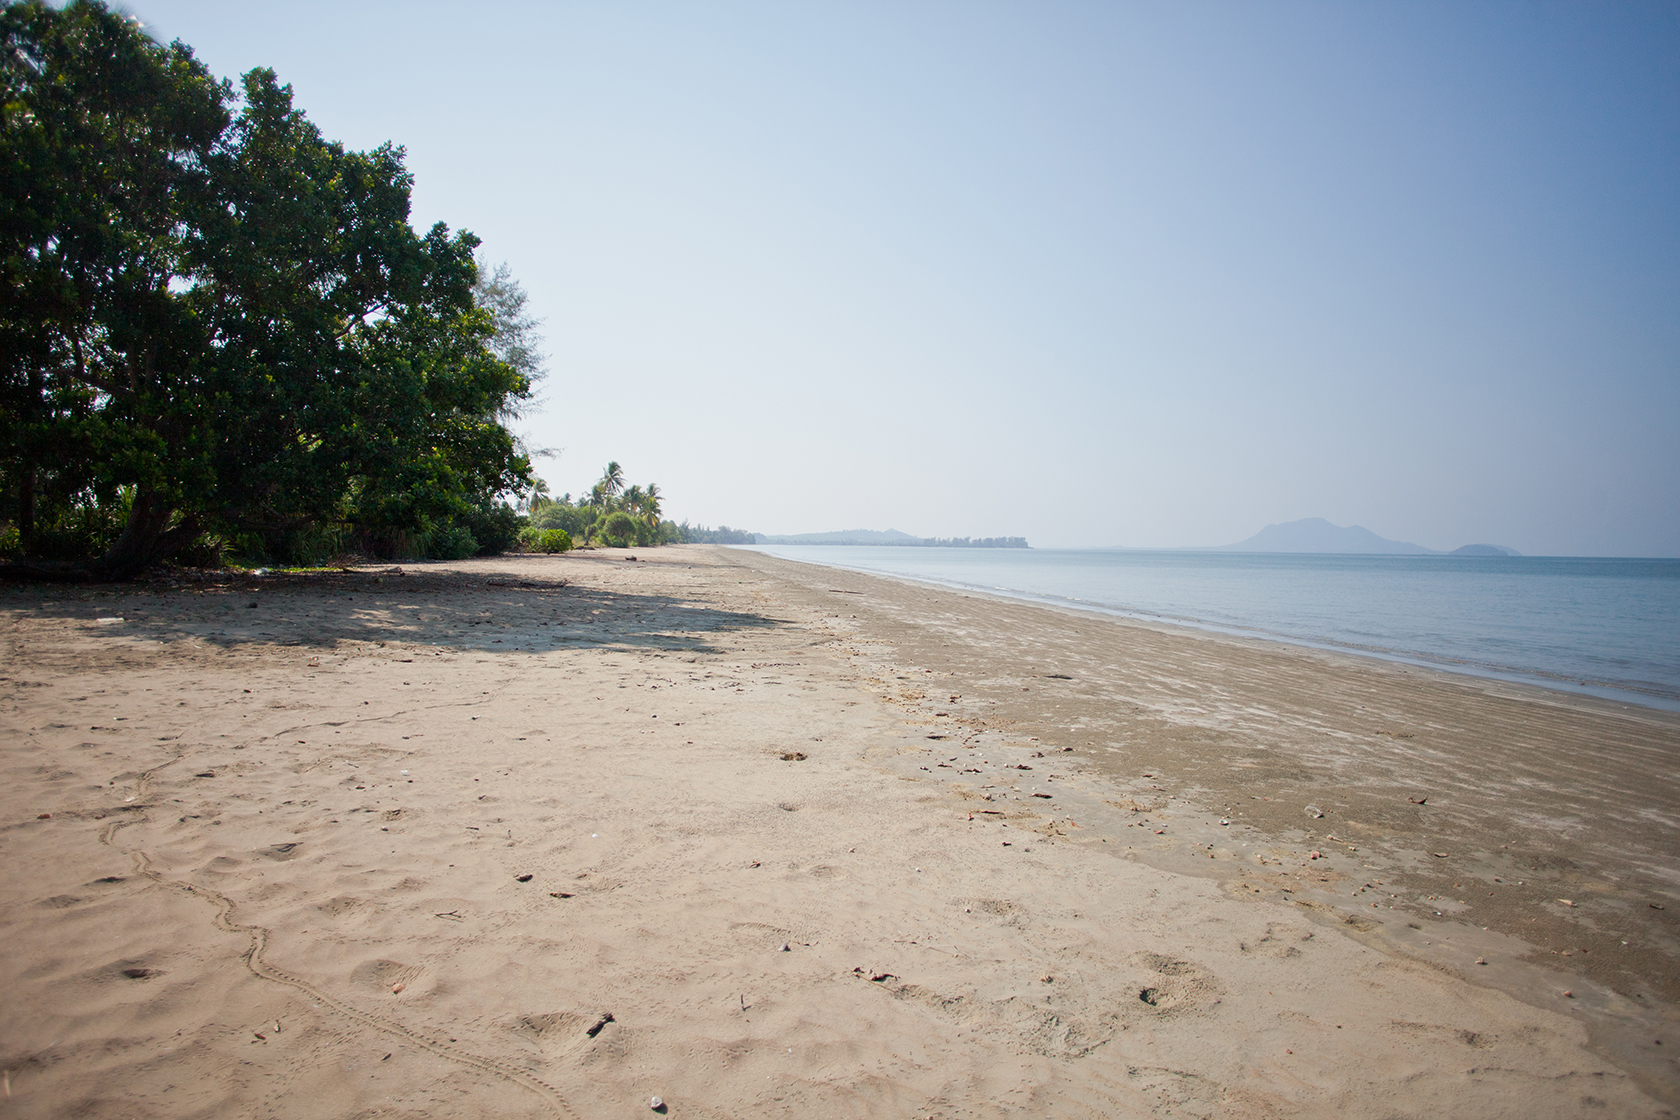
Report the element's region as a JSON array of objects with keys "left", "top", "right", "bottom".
[
  {"left": 574, "top": 462, "right": 665, "bottom": 546},
  {"left": 459, "top": 501, "right": 523, "bottom": 556},
  {"left": 674, "top": 523, "right": 757, "bottom": 544},
  {"left": 12, "top": 490, "right": 128, "bottom": 561},
  {"left": 229, "top": 522, "right": 347, "bottom": 568},
  {"left": 599, "top": 510, "right": 638, "bottom": 548},
  {"left": 523, "top": 465, "right": 749, "bottom": 550},
  {"left": 430, "top": 524, "right": 480, "bottom": 561},
  {"left": 529, "top": 501, "right": 590, "bottom": 539},
  {"left": 0, "top": 2, "right": 532, "bottom": 577},
  {"left": 535, "top": 528, "right": 572, "bottom": 553},
  {"left": 172, "top": 533, "right": 226, "bottom": 568}
]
